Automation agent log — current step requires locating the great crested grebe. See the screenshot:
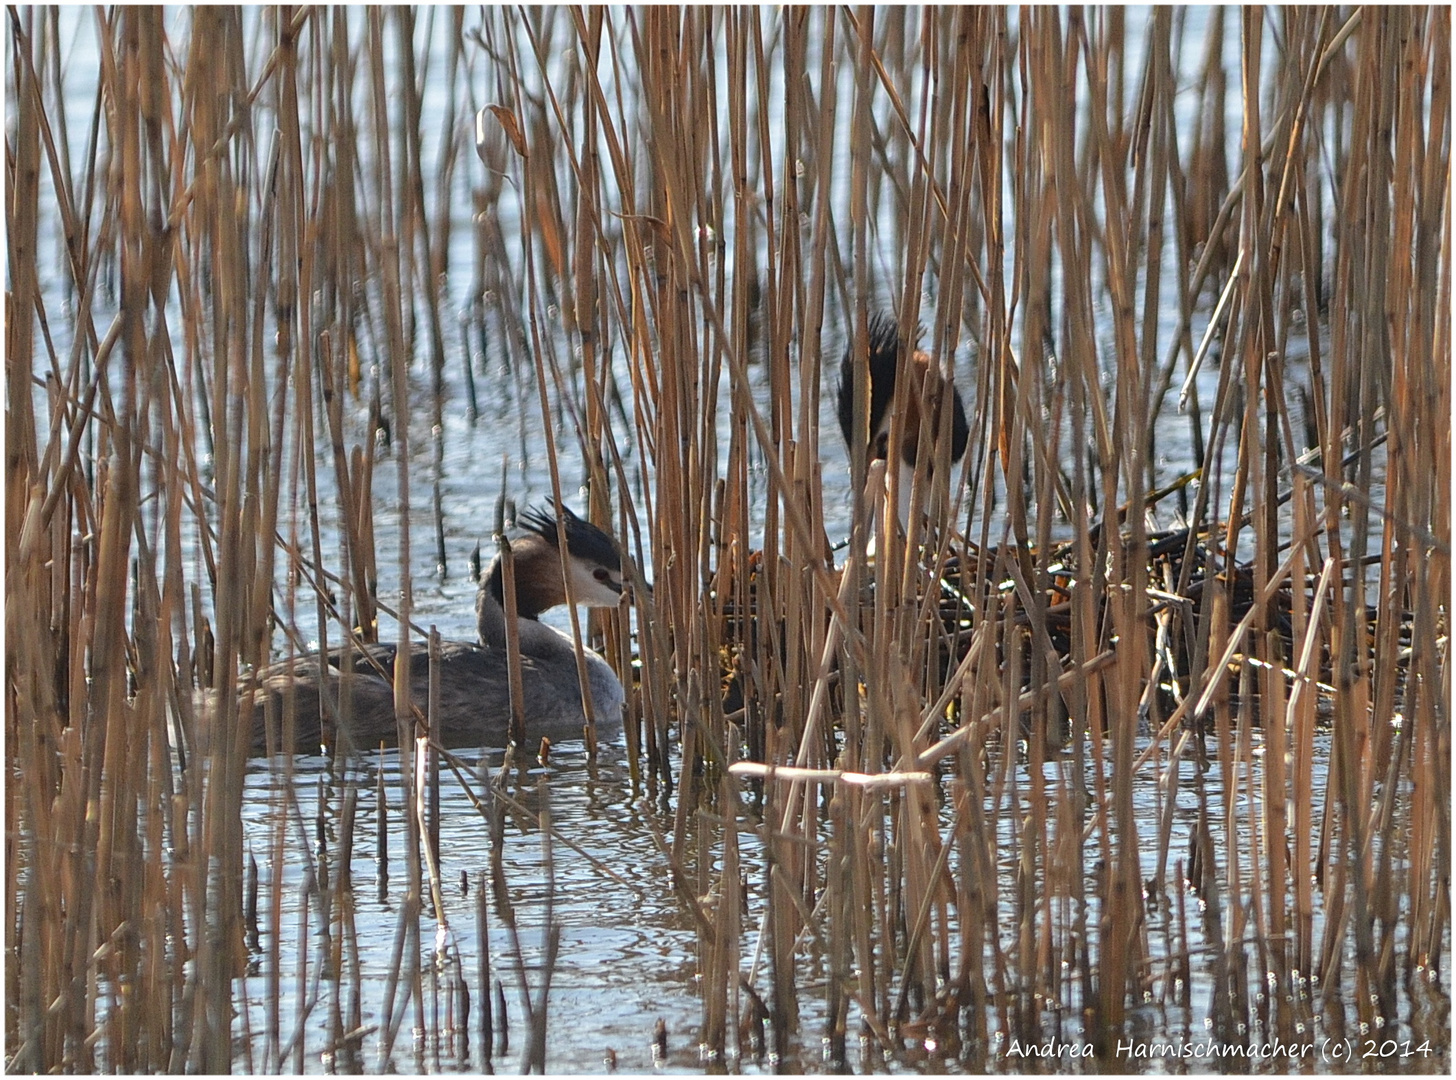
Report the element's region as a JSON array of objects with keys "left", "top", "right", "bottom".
[
  {"left": 837, "top": 312, "right": 969, "bottom": 529},
  {"left": 249, "top": 505, "right": 628, "bottom": 754}
]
